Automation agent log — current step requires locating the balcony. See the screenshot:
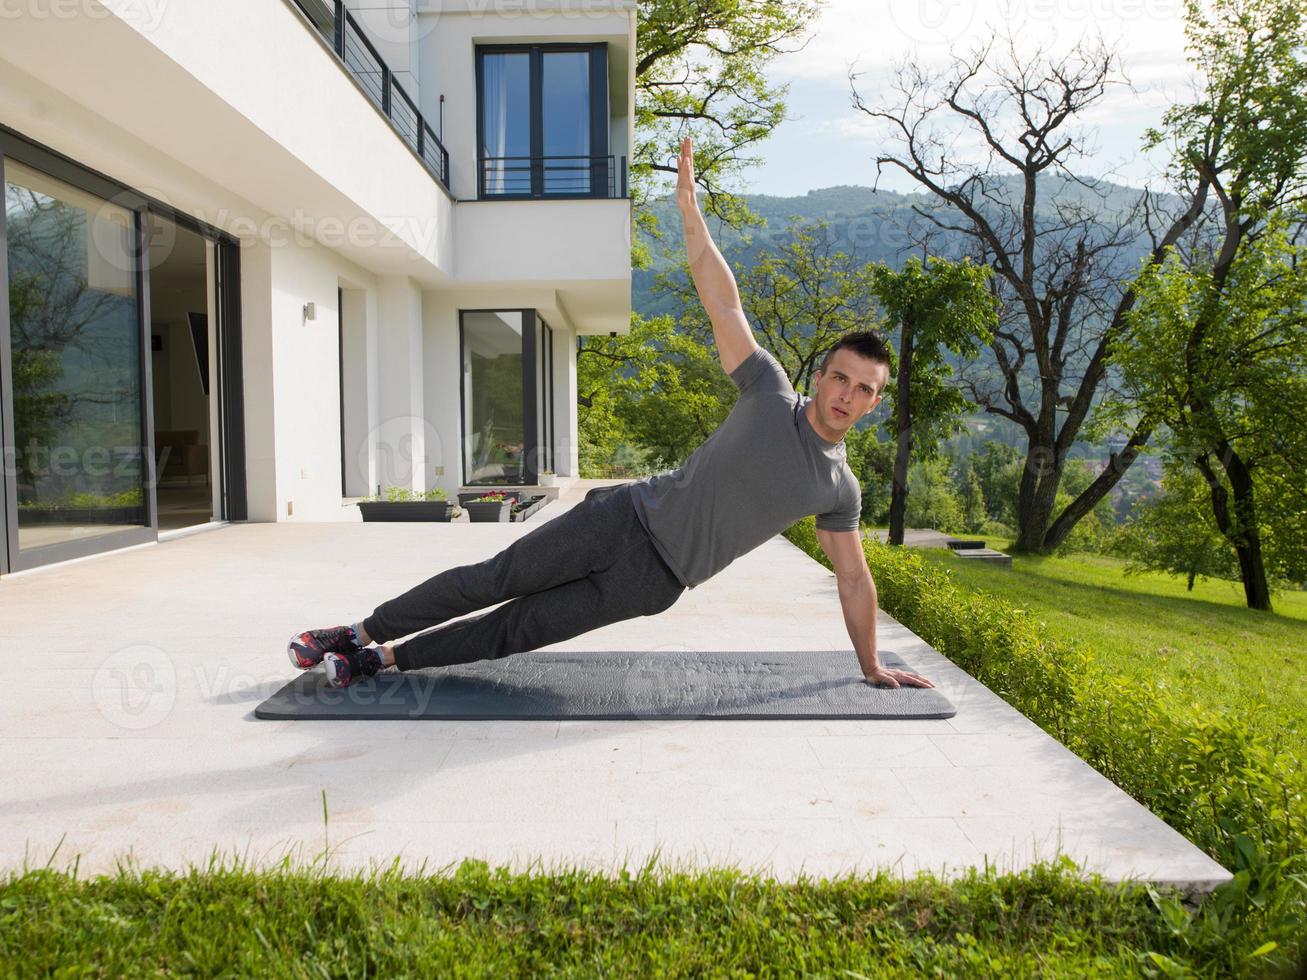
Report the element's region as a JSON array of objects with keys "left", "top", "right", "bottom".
[
  {"left": 290, "top": 0, "right": 450, "bottom": 190},
  {"left": 479, "top": 154, "right": 629, "bottom": 199}
]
